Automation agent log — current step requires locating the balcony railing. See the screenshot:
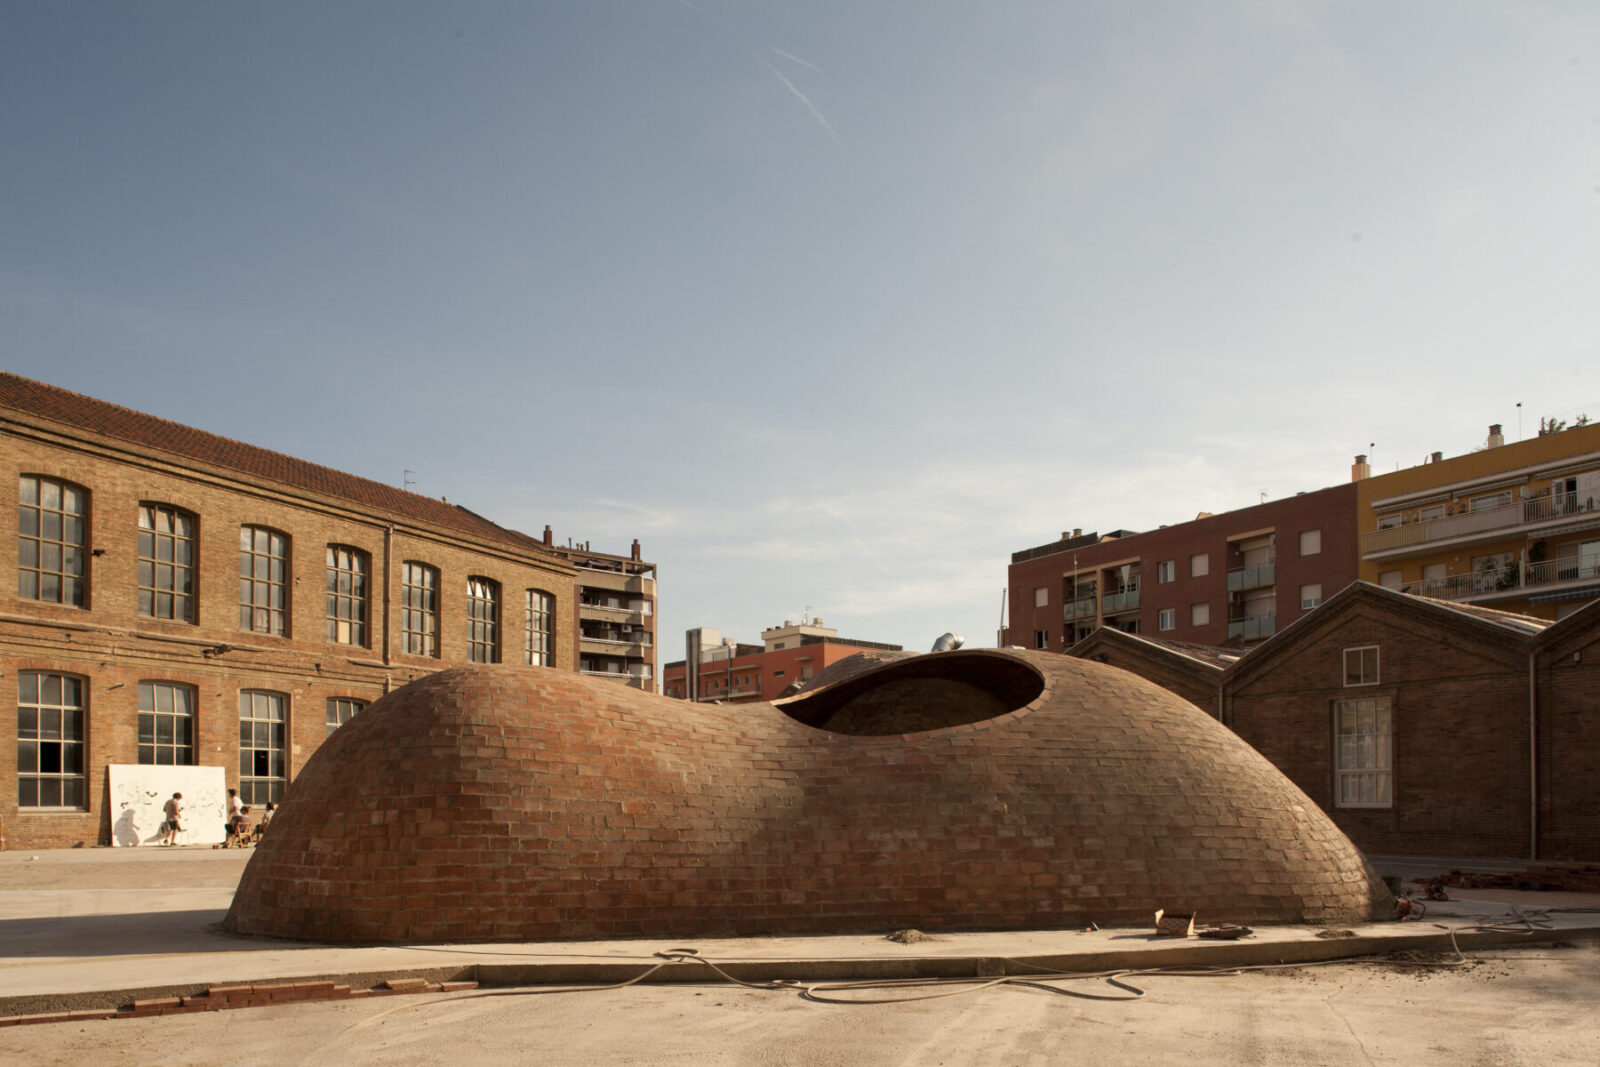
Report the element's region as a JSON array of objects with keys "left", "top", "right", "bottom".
[
  {"left": 1064, "top": 595, "right": 1098, "bottom": 619},
  {"left": 1226, "top": 561, "right": 1276, "bottom": 592},
  {"left": 581, "top": 670, "right": 652, "bottom": 689},
  {"left": 1526, "top": 557, "right": 1600, "bottom": 589},
  {"left": 580, "top": 602, "right": 649, "bottom": 623},
  {"left": 1403, "top": 566, "right": 1521, "bottom": 600},
  {"left": 581, "top": 633, "right": 652, "bottom": 647},
  {"left": 1101, "top": 587, "right": 1141, "bottom": 613},
  {"left": 1361, "top": 489, "right": 1600, "bottom": 556},
  {"left": 1227, "top": 613, "right": 1276, "bottom": 641}
]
